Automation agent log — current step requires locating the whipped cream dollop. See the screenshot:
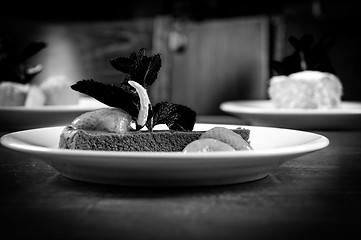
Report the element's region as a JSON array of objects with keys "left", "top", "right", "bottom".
[
  {"left": 71, "top": 108, "right": 132, "bottom": 133},
  {"left": 0, "top": 82, "right": 30, "bottom": 106},
  {"left": 40, "top": 75, "right": 80, "bottom": 105},
  {"left": 268, "top": 70, "right": 343, "bottom": 109},
  {"left": 0, "top": 75, "right": 79, "bottom": 107}
]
